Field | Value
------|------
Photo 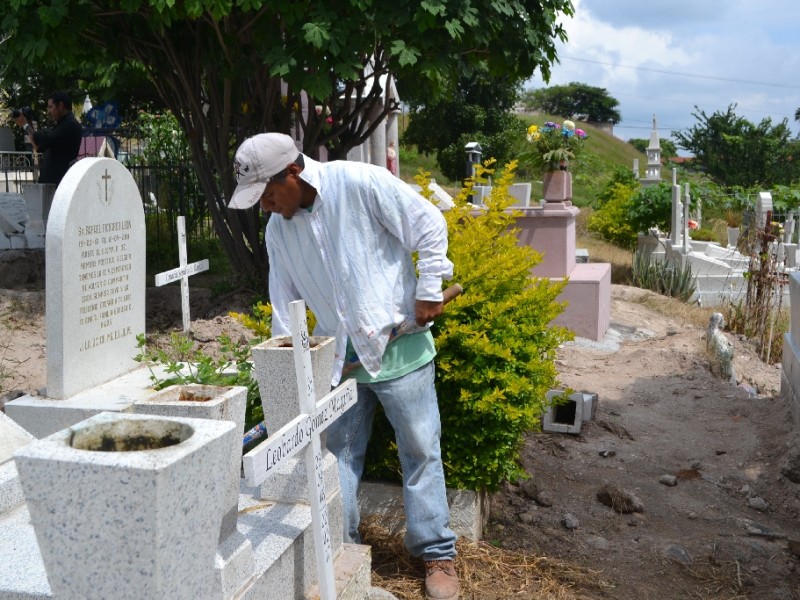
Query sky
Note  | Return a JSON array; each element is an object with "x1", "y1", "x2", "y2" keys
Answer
[{"x1": 525, "y1": 0, "x2": 800, "y2": 154}]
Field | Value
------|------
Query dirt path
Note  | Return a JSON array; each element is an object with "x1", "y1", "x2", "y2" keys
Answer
[
  {"x1": 2, "y1": 284, "x2": 799, "y2": 598},
  {"x1": 490, "y1": 285, "x2": 800, "y2": 599}
]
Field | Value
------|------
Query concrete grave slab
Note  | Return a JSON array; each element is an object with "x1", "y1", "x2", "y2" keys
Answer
[
  {"x1": 0, "y1": 193, "x2": 28, "y2": 234},
  {"x1": 0, "y1": 413, "x2": 34, "y2": 514}
]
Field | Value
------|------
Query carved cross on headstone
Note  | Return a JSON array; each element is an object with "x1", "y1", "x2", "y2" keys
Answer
[
  {"x1": 101, "y1": 169, "x2": 111, "y2": 202},
  {"x1": 154, "y1": 216, "x2": 209, "y2": 332},
  {"x1": 242, "y1": 300, "x2": 357, "y2": 600}
]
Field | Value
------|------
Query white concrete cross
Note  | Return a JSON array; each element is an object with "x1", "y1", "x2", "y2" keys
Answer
[
  {"x1": 242, "y1": 300, "x2": 357, "y2": 600},
  {"x1": 154, "y1": 216, "x2": 209, "y2": 332}
]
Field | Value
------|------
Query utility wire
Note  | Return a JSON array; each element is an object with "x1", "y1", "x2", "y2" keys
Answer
[{"x1": 560, "y1": 56, "x2": 800, "y2": 90}]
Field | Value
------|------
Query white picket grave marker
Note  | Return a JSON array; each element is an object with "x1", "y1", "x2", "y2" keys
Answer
[
  {"x1": 242, "y1": 300, "x2": 358, "y2": 600},
  {"x1": 154, "y1": 216, "x2": 209, "y2": 332}
]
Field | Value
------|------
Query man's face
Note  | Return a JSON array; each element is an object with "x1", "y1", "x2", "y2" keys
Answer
[
  {"x1": 47, "y1": 100, "x2": 67, "y2": 121},
  {"x1": 259, "y1": 167, "x2": 304, "y2": 220}
]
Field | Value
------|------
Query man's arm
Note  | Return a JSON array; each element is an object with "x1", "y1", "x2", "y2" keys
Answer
[
  {"x1": 266, "y1": 240, "x2": 302, "y2": 337},
  {"x1": 367, "y1": 170, "x2": 454, "y2": 304},
  {"x1": 32, "y1": 116, "x2": 81, "y2": 153}
]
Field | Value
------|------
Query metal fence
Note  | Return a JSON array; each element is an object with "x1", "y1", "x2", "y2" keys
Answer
[{"x1": 0, "y1": 149, "x2": 220, "y2": 276}]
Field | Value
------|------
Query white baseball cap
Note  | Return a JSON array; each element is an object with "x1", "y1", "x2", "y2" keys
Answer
[{"x1": 228, "y1": 133, "x2": 301, "y2": 209}]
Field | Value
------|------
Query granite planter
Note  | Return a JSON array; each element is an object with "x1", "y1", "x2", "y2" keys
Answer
[
  {"x1": 14, "y1": 412, "x2": 236, "y2": 600},
  {"x1": 251, "y1": 335, "x2": 336, "y2": 433},
  {"x1": 133, "y1": 384, "x2": 248, "y2": 542}
]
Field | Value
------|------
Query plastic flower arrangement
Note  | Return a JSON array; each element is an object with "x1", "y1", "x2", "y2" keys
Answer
[{"x1": 521, "y1": 120, "x2": 588, "y2": 171}]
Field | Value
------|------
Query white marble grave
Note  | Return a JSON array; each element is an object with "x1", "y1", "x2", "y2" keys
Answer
[
  {"x1": 5, "y1": 158, "x2": 154, "y2": 436},
  {"x1": 45, "y1": 158, "x2": 145, "y2": 398}
]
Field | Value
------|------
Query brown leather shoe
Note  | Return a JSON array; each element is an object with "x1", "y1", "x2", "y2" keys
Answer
[{"x1": 424, "y1": 559, "x2": 459, "y2": 600}]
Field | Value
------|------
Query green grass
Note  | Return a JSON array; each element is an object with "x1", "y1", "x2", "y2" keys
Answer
[{"x1": 398, "y1": 113, "x2": 649, "y2": 207}]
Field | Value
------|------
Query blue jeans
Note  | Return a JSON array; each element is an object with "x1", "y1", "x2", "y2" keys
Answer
[{"x1": 326, "y1": 360, "x2": 457, "y2": 560}]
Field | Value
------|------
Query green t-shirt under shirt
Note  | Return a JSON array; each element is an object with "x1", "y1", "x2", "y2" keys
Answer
[{"x1": 344, "y1": 330, "x2": 436, "y2": 383}]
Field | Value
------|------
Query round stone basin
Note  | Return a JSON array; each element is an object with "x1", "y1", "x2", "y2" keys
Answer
[{"x1": 70, "y1": 418, "x2": 194, "y2": 452}]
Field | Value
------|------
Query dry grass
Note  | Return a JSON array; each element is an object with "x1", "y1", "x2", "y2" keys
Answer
[
  {"x1": 362, "y1": 516, "x2": 611, "y2": 599},
  {"x1": 575, "y1": 209, "x2": 634, "y2": 285}
]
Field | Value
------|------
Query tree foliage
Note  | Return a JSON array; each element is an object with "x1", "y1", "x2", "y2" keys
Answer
[
  {"x1": 628, "y1": 137, "x2": 678, "y2": 158},
  {"x1": 2, "y1": 0, "x2": 575, "y2": 283},
  {"x1": 403, "y1": 63, "x2": 526, "y2": 181},
  {"x1": 520, "y1": 82, "x2": 621, "y2": 124},
  {"x1": 674, "y1": 104, "x2": 800, "y2": 188}
]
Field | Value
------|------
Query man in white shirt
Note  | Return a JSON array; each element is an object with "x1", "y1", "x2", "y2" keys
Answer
[{"x1": 229, "y1": 133, "x2": 459, "y2": 600}]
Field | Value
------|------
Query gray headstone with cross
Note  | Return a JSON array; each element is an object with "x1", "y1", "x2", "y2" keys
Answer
[
  {"x1": 154, "y1": 215, "x2": 209, "y2": 332},
  {"x1": 242, "y1": 300, "x2": 357, "y2": 600}
]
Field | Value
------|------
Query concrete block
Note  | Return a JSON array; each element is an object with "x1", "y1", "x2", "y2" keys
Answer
[
  {"x1": 357, "y1": 481, "x2": 488, "y2": 541},
  {"x1": 553, "y1": 262, "x2": 611, "y2": 341},
  {"x1": 575, "y1": 248, "x2": 589, "y2": 263},
  {"x1": 543, "y1": 390, "x2": 583, "y2": 434},
  {"x1": 579, "y1": 391, "x2": 598, "y2": 422}
]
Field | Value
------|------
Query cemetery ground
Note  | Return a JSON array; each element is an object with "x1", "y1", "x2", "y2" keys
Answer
[{"x1": 1, "y1": 280, "x2": 800, "y2": 599}]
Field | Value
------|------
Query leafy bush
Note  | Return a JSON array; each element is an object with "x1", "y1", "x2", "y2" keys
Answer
[
  {"x1": 631, "y1": 252, "x2": 696, "y2": 303},
  {"x1": 627, "y1": 182, "x2": 673, "y2": 235},
  {"x1": 134, "y1": 333, "x2": 263, "y2": 431},
  {"x1": 587, "y1": 183, "x2": 638, "y2": 249},
  {"x1": 689, "y1": 227, "x2": 717, "y2": 242},
  {"x1": 365, "y1": 161, "x2": 573, "y2": 491}
]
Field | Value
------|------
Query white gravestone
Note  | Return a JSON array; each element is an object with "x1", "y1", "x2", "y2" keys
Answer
[
  {"x1": 243, "y1": 300, "x2": 358, "y2": 600},
  {"x1": 154, "y1": 215, "x2": 209, "y2": 332},
  {"x1": 45, "y1": 158, "x2": 146, "y2": 399},
  {"x1": 756, "y1": 192, "x2": 773, "y2": 230}
]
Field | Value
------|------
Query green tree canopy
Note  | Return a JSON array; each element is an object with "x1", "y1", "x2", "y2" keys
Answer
[
  {"x1": 674, "y1": 104, "x2": 800, "y2": 188},
  {"x1": 628, "y1": 137, "x2": 678, "y2": 158},
  {"x1": 1, "y1": 0, "x2": 575, "y2": 283},
  {"x1": 520, "y1": 82, "x2": 621, "y2": 124},
  {"x1": 403, "y1": 62, "x2": 526, "y2": 181}
]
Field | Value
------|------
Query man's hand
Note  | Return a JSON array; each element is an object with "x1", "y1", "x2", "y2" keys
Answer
[{"x1": 415, "y1": 299, "x2": 443, "y2": 327}]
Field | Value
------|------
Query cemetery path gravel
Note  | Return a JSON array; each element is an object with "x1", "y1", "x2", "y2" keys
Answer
[{"x1": 2, "y1": 284, "x2": 799, "y2": 599}]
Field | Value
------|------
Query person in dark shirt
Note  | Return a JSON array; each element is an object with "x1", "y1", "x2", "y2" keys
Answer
[{"x1": 14, "y1": 91, "x2": 83, "y2": 185}]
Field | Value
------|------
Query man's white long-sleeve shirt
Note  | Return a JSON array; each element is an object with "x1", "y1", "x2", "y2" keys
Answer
[{"x1": 266, "y1": 156, "x2": 454, "y2": 384}]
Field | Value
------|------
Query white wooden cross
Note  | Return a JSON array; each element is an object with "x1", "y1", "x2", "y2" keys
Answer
[
  {"x1": 154, "y1": 216, "x2": 209, "y2": 332},
  {"x1": 242, "y1": 300, "x2": 357, "y2": 600}
]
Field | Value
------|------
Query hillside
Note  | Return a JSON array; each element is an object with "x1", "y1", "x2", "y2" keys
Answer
[{"x1": 400, "y1": 114, "x2": 648, "y2": 207}]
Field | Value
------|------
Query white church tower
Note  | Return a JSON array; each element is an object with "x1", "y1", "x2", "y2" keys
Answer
[{"x1": 640, "y1": 114, "x2": 662, "y2": 187}]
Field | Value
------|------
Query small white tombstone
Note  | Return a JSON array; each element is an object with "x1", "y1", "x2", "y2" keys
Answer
[
  {"x1": 154, "y1": 216, "x2": 209, "y2": 332},
  {"x1": 756, "y1": 192, "x2": 773, "y2": 230},
  {"x1": 45, "y1": 158, "x2": 146, "y2": 399}
]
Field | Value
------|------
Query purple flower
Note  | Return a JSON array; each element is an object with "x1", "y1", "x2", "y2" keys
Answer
[{"x1": 575, "y1": 129, "x2": 587, "y2": 139}]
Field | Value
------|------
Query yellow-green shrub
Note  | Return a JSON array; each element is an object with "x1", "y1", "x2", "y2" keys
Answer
[
  {"x1": 366, "y1": 161, "x2": 573, "y2": 491},
  {"x1": 587, "y1": 183, "x2": 638, "y2": 249}
]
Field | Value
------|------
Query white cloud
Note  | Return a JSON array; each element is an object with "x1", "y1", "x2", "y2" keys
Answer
[{"x1": 526, "y1": 0, "x2": 800, "y2": 150}]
